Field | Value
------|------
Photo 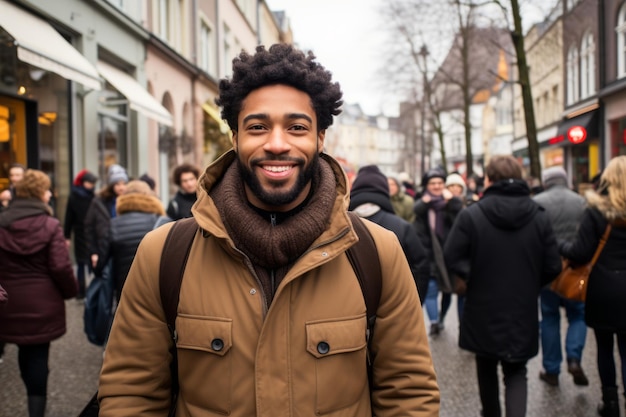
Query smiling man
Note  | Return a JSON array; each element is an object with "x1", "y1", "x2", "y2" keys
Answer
[{"x1": 98, "y1": 44, "x2": 439, "y2": 417}]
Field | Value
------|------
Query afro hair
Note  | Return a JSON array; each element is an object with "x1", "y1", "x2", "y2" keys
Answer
[{"x1": 215, "y1": 43, "x2": 343, "y2": 132}]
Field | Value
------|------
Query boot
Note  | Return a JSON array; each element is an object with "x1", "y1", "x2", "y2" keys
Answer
[
  {"x1": 27, "y1": 395, "x2": 46, "y2": 417},
  {"x1": 598, "y1": 387, "x2": 620, "y2": 417}
]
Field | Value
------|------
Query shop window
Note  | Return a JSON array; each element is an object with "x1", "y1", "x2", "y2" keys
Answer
[
  {"x1": 617, "y1": 3, "x2": 626, "y2": 78},
  {"x1": 580, "y1": 32, "x2": 596, "y2": 99},
  {"x1": 98, "y1": 83, "x2": 128, "y2": 179},
  {"x1": 566, "y1": 45, "x2": 579, "y2": 105}
]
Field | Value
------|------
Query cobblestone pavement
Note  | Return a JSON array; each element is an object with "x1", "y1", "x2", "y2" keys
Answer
[
  {"x1": 0, "y1": 294, "x2": 621, "y2": 416},
  {"x1": 429, "y1": 297, "x2": 617, "y2": 417}
]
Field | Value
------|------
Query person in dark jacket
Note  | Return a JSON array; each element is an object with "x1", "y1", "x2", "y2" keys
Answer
[
  {"x1": 349, "y1": 165, "x2": 430, "y2": 303},
  {"x1": 64, "y1": 169, "x2": 98, "y2": 299},
  {"x1": 444, "y1": 155, "x2": 562, "y2": 417},
  {"x1": 0, "y1": 169, "x2": 78, "y2": 417},
  {"x1": 413, "y1": 169, "x2": 463, "y2": 335},
  {"x1": 84, "y1": 164, "x2": 128, "y2": 275},
  {"x1": 560, "y1": 155, "x2": 626, "y2": 417},
  {"x1": 533, "y1": 166, "x2": 589, "y2": 387},
  {"x1": 105, "y1": 180, "x2": 165, "y2": 301},
  {"x1": 0, "y1": 162, "x2": 26, "y2": 212},
  {"x1": 166, "y1": 163, "x2": 200, "y2": 220}
]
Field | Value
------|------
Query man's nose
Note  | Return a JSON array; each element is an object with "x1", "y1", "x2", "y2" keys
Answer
[{"x1": 264, "y1": 128, "x2": 291, "y2": 153}]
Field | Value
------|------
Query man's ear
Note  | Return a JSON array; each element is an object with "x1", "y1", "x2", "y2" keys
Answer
[
  {"x1": 232, "y1": 131, "x2": 238, "y2": 153},
  {"x1": 318, "y1": 129, "x2": 326, "y2": 154}
]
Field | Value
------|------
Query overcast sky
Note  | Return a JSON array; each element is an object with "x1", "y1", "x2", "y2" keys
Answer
[{"x1": 265, "y1": 1, "x2": 559, "y2": 118}]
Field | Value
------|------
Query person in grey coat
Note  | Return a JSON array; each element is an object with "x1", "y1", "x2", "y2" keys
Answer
[
  {"x1": 104, "y1": 180, "x2": 165, "y2": 301},
  {"x1": 533, "y1": 166, "x2": 589, "y2": 387},
  {"x1": 444, "y1": 156, "x2": 562, "y2": 417}
]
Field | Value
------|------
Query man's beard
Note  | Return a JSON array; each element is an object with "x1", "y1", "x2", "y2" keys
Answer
[{"x1": 238, "y1": 153, "x2": 319, "y2": 208}]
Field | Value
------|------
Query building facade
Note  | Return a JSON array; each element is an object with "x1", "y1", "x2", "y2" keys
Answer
[{"x1": 0, "y1": 0, "x2": 291, "y2": 220}]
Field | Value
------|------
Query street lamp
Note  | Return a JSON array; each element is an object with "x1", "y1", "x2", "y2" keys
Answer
[{"x1": 418, "y1": 44, "x2": 429, "y2": 178}]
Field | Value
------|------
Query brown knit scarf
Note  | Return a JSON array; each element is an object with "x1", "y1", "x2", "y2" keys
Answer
[{"x1": 210, "y1": 157, "x2": 336, "y2": 277}]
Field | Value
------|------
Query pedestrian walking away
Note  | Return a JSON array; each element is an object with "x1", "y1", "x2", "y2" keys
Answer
[
  {"x1": 350, "y1": 165, "x2": 430, "y2": 303},
  {"x1": 533, "y1": 166, "x2": 589, "y2": 388},
  {"x1": 560, "y1": 155, "x2": 626, "y2": 417},
  {"x1": 97, "y1": 43, "x2": 440, "y2": 416},
  {"x1": 444, "y1": 155, "x2": 562, "y2": 417},
  {"x1": 0, "y1": 169, "x2": 78, "y2": 417}
]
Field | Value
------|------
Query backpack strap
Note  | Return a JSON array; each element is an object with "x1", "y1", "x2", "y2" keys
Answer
[
  {"x1": 345, "y1": 211, "x2": 382, "y2": 388},
  {"x1": 159, "y1": 217, "x2": 198, "y2": 416}
]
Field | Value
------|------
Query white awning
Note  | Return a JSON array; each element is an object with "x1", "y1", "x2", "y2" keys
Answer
[
  {"x1": 0, "y1": 0, "x2": 101, "y2": 90},
  {"x1": 97, "y1": 61, "x2": 173, "y2": 127}
]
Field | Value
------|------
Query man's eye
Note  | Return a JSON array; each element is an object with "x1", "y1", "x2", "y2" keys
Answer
[
  {"x1": 290, "y1": 125, "x2": 307, "y2": 131},
  {"x1": 249, "y1": 124, "x2": 265, "y2": 130}
]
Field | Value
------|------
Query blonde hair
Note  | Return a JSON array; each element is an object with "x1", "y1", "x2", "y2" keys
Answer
[
  {"x1": 15, "y1": 169, "x2": 51, "y2": 199},
  {"x1": 598, "y1": 155, "x2": 626, "y2": 213}
]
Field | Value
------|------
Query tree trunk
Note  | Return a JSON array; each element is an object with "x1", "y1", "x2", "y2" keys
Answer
[{"x1": 510, "y1": 0, "x2": 541, "y2": 180}]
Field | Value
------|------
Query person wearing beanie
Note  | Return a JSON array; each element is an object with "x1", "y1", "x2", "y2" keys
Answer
[
  {"x1": 445, "y1": 173, "x2": 467, "y2": 198},
  {"x1": 414, "y1": 168, "x2": 463, "y2": 336},
  {"x1": 103, "y1": 180, "x2": 165, "y2": 301},
  {"x1": 0, "y1": 169, "x2": 77, "y2": 417},
  {"x1": 84, "y1": 164, "x2": 128, "y2": 278},
  {"x1": 350, "y1": 165, "x2": 429, "y2": 303},
  {"x1": 533, "y1": 166, "x2": 589, "y2": 388},
  {"x1": 64, "y1": 169, "x2": 99, "y2": 299},
  {"x1": 388, "y1": 176, "x2": 416, "y2": 223}
]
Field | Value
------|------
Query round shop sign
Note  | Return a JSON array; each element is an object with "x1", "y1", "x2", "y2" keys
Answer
[{"x1": 567, "y1": 126, "x2": 587, "y2": 144}]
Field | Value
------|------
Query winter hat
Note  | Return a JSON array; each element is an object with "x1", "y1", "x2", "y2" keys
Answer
[
  {"x1": 445, "y1": 173, "x2": 466, "y2": 194},
  {"x1": 421, "y1": 169, "x2": 446, "y2": 188},
  {"x1": 349, "y1": 165, "x2": 396, "y2": 214},
  {"x1": 82, "y1": 171, "x2": 98, "y2": 185},
  {"x1": 139, "y1": 173, "x2": 156, "y2": 190},
  {"x1": 542, "y1": 166, "x2": 568, "y2": 188},
  {"x1": 107, "y1": 164, "x2": 129, "y2": 186},
  {"x1": 73, "y1": 169, "x2": 87, "y2": 186},
  {"x1": 350, "y1": 165, "x2": 390, "y2": 197}
]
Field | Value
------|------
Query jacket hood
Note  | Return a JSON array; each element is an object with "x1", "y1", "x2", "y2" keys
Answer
[
  {"x1": 585, "y1": 189, "x2": 626, "y2": 222},
  {"x1": 478, "y1": 179, "x2": 539, "y2": 230},
  {"x1": 116, "y1": 193, "x2": 165, "y2": 216},
  {"x1": 349, "y1": 190, "x2": 395, "y2": 214},
  {"x1": 0, "y1": 199, "x2": 56, "y2": 254}
]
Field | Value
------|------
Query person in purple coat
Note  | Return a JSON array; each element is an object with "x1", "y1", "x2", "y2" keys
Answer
[{"x1": 0, "y1": 169, "x2": 78, "y2": 417}]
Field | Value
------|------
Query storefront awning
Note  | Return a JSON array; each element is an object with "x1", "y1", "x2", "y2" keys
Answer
[
  {"x1": 97, "y1": 61, "x2": 173, "y2": 127},
  {"x1": 0, "y1": 0, "x2": 101, "y2": 91},
  {"x1": 556, "y1": 110, "x2": 599, "y2": 142},
  {"x1": 202, "y1": 103, "x2": 230, "y2": 134}
]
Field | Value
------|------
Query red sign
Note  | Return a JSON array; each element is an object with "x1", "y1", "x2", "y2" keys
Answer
[
  {"x1": 567, "y1": 126, "x2": 587, "y2": 144},
  {"x1": 548, "y1": 135, "x2": 565, "y2": 145}
]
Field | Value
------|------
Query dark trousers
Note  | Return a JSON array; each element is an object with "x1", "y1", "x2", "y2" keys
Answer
[
  {"x1": 18, "y1": 343, "x2": 50, "y2": 396},
  {"x1": 594, "y1": 329, "x2": 626, "y2": 391},
  {"x1": 475, "y1": 355, "x2": 528, "y2": 417}
]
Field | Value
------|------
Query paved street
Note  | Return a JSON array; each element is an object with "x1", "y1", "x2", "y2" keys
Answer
[{"x1": 0, "y1": 294, "x2": 619, "y2": 416}]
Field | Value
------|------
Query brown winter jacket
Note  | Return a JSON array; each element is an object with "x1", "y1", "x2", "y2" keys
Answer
[
  {"x1": 0, "y1": 198, "x2": 77, "y2": 344},
  {"x1": 98, "y1": 151, "x2": 439, "y2": 416}
]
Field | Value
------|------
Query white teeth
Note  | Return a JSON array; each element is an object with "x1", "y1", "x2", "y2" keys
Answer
[{"x1": 263, "y1": 166, "x2": 290, "y2": 173}]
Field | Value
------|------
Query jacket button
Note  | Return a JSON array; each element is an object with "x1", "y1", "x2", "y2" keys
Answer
[
  {"x1": 211, "y1": 338, "x2": 224, "y2": 352},
  {"x1": 317, "y1": 341, "x2": 330, "y2": 354}
]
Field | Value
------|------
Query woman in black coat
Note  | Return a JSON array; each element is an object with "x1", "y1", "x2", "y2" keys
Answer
[
  {"x1": 560, "y1": 155, "x2": 626, "y2": 417},
  {"x1": 413, "y1": 169, "x2": 463, "y2": 335},
  {"x1": 63, "y1": 170, "x2": 98, "y2": 298},
  {"x1": 444, "y1": 156, "x2": 562, "y2": 417}
]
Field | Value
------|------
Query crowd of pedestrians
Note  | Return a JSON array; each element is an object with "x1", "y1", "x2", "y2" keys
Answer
[{"x1": 0, "y1": 43, "x2": 625, "y2": 417}]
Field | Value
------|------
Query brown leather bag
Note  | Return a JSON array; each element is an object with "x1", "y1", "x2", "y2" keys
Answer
[{"x1": 551, "y1": 224, "x2": 612, "y2": 302}]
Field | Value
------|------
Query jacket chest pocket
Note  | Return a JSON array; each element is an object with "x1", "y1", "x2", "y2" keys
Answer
[
  {"x1": 305, "y1": 315, "x2": 368, "y2": 414},
  {"x1": 176, "y1": 315, "x2": 233, "y2": 414}
]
